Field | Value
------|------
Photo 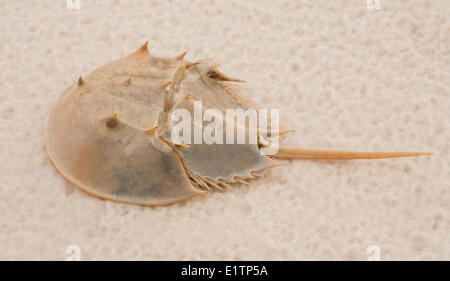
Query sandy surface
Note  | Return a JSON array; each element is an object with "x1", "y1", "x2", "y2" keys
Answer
[{"x1": 0, "y1": 0, "x2": 448, "y2": 260}]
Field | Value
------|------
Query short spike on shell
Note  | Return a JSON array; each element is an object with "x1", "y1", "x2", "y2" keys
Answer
[
  {"x1": 145, "y1": 126, "x2": 159, "y2": 136},
  {"x1": 77, "y1": 76, "x2": 84, "y2": 87},
  {"x1": 161, "y1": 81, "x2": 171, "y2": 89},
  {"x1": 130, "y1": 41, "x2": 149, "y2": 57},
  {"x1": 176, "y1": 51, "x2": 187, "y2": 61},
  {"x1": 207, "y1": 68, "x2": 246, "y2": 83}
]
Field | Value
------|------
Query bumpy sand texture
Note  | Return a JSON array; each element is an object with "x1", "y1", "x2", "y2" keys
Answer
[{"x1": 0, "y1": 0, "x2": 448, "y2": 260}]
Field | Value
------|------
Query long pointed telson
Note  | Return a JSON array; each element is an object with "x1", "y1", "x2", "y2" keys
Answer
[{"x1": 272, "y1": 146, "x2": 433, "y2": 160}]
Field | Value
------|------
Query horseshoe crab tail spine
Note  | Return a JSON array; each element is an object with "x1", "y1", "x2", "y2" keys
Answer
[{"x1": 272, "y1": 146, "x2": 433, "y2": 160}]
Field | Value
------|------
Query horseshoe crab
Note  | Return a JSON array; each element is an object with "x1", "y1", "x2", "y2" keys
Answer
[{"x1": 45, "y1": 42, "x2": 432, "y2": 206}]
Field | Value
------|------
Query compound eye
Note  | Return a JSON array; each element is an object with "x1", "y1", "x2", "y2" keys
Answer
[
  {"x1": 105, "y1": 113, "x2": 119, "y2": 129},
  {"x1": 105, "y1": 118, "x2": 118, "y2": 129}
]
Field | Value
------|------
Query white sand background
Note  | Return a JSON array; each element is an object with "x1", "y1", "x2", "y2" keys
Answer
[{"x1": 0, "y1": 0, "x2": 448, "y2": 260}]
